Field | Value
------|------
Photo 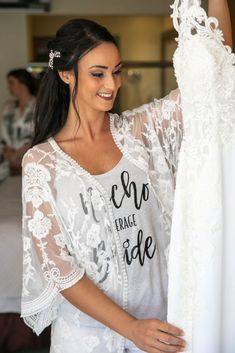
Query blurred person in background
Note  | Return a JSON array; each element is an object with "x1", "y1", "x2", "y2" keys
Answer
[{"x1": 1, "y1": 68, "x2": 36, "y2": 175}]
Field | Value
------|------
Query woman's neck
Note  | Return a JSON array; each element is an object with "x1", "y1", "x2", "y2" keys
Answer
[
  {"x1": 55, "y1": 103, "x2": 109, "y2": 143},
  {"x1": 18, "y1": 91, "x2": 33, "y2": 113}
]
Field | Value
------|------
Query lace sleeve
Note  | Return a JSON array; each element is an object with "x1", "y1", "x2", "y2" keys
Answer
[
  {"x1": 121, "y1": 89, "x2": 183, "y2": 182},
  {"x1": 150, "y1": 88, "x2": 183, "y2": 179},
  {"x1": 21, "y1": 148, "x2": 84, "y2": 335}
]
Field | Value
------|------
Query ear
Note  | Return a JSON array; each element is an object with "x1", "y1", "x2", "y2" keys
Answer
[{"x1": 58, "y1": 70, "x2": 74, "y2": 85}]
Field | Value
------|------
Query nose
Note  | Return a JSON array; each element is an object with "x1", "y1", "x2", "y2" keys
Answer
[{"x1": 104, "y1": 74, "x2": 116, "y2": 91}]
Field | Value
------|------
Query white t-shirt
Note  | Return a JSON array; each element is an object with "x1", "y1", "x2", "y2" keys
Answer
[{"x1": 95, "y1": 155, "x2": 169, "y2": 321}]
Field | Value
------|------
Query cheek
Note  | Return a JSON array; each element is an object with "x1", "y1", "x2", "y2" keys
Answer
[
  {"x1": 14, "y1": 83, "x2": 21, "y2": 93},
  {"x1": 78, "y1": 76, "x2": 100, "y2": 97},
  {"x1": 116, "y1": 77, "x2": 122, "y2": 90},
  {"x1": 9, "y1": 85, "x2": 17, "y2": 95}
]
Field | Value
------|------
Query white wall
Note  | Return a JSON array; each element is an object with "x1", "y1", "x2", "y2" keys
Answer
[{"x1": 0, "y1": 14, "x2": 28, "y2": 122}]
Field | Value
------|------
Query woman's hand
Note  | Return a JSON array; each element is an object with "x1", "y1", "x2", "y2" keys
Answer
[
  {"x1": 3, "y1": 143, "x2": 30, "y2": 171},
  {"x1": 62, "y1": 276, "x2": 186, "y2": 353},
  {"x1": 128, "y1": 319, "x2": 186, "y2": 353},
  {"x1": 208, "y1": 0, "x2": 233, "y2": 48},
  {"x1": 3, "y1": 145, "x2": 14, "y2": 159},
  {"x1": 3, "y1": 145, "x2": 18, "y2": 166}
]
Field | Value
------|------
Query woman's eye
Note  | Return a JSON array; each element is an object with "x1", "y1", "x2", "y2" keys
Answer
[
  {"x1": 91, "y1": 72, "x2": 104, "y2": 78},
  {"x1": 113, "y1": 69, "x2": 122, "y2": 76}
]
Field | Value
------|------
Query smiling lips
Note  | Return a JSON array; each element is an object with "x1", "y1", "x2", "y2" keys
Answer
[{"x1": 97, "y1": 92, "x2": 114, "y2": 101}]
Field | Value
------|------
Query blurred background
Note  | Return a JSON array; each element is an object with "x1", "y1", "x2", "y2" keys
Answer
[
  {"x1": 0, "y1": 0, "x2": 212, "y2": 117},
  {"x1": 0, "y1": 0, "x2": 234, "y2": 352}
]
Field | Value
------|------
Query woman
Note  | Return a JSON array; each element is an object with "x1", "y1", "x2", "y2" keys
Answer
[
  {"x1": 1, "y1": 69, "x2": 36, "y2": 174},
  {"x1": 21, "y1": 1, "x2": 232, "y2": 352}
]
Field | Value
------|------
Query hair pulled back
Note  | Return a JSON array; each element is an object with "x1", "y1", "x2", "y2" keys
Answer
[
  {"x1": 7, "y1": 68, "x2": 36, "y2": 95},
  {"x1": 32, "y1": 19, "x2": 117, "y2": 146}
]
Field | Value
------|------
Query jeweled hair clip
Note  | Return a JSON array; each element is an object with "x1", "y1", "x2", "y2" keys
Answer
[{"x1": 48, "y1": 49, "x2": 61, "y2": 70}]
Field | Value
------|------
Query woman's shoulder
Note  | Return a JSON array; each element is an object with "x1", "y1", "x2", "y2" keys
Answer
[
  {"x1": 27, "y1": 96, "x2": 36, "y2": 110},
  {"x1": 112, "y1": 89, "x2": 181, "y2": 133},
  {"x1": 2, "y1": 99, "x2": 17, "y2": 116},
  {"x1": 119, "y1": 88, "x2": 181, "y2": 119},
  {"x1": 120, "y1": 102, "x2": 151, "y2": 119},
  {"x1": 22, "y1": 139, "x2": 56, "y2": 168}
]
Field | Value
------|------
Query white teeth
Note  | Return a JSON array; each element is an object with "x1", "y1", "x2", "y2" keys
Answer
[{"x1": 98, "y1": 92, "x2": 112, "y2": 98}]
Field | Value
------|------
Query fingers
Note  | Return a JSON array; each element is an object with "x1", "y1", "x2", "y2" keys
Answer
[
  {"x1": 147, "y1": 337, "x2": 185, "y2": 353},
  {"x1": 158, "y1": 321, "x2": 184, "y2": 337},
  {"x1": 157, "y1": 330, "x2": 186, "y2": 347},
  {"x1": 149, "y1": 321, "x2": 186, "y2": 353},
  {"x1": 130, "y1": 319, "x2": 186, "y2": 353},
  {"x1": 147, "y1": 343, "x2": 184, "y2": 353},
  {"x1": 155, "y1": 340, "x2": 184, "y2": 353}
]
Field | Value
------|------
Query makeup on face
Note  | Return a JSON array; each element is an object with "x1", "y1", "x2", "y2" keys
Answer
[
  {"x1": 89, "y1": 62, "x2": 122, "y2": 100},
  {"x1": 76, "y1": 42, "x2": 122, "y2": 112}
]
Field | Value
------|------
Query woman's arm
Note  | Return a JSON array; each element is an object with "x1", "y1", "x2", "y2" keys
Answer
[
  {"x1": 208, "y1": 0, "x2": 233, "y2": 48},
  {"x1": 3, "y1": 142, "x2": 31, "y2": 173},
  {"x1": 62, "y1": 275, "x2": 186, "y2": 353}
]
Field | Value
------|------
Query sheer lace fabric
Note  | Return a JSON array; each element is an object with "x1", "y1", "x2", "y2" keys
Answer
[
  {"x1": 168, "y1": 1, "x2": 235, "y2": 353},
  {"x1": 21, "y1": 90, "x2": 183, "y2": 352}
]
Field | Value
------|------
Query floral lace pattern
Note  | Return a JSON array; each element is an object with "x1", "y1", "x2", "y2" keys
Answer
[
  {"x1": 168, "y1": 1, "x2": 235, "y2": 353},
  {"x1": 21, "y1": 88, "x2": 183, "y2": 352},
  {"x1": 171, "y1": 0, "x2": 235, "y2": 61},
  {"x1": 112, "y1": 89, "x2": 183, "y2": 244}
]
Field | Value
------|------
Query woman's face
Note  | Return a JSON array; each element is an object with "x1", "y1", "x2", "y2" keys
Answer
[
  {"x1": 74, "y1": 42, "x2": 122, "y2": 113},
  {"x1": 7, "y1": 76, "x2": 23, "y2": 97}
]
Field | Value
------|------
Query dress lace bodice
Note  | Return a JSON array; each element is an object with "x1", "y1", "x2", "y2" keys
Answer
[{"x1": 168, "y1": 1, "x2": 235, "y2": 353}]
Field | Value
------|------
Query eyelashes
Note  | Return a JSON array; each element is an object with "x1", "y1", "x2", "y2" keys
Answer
[
  {"x1": 91, "y1": 73, "x2": 104, "y2": 78},
  {"x1": 90, "y1": 70, "x2": 122, "y2": 78},
  {"x1": 113, "y1": 69, "x2": 122, "y2": 76}
]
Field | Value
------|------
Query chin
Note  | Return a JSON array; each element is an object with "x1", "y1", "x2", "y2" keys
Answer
[{"x1": 98, "y1": 102, "x2": 115, "y2": 112}]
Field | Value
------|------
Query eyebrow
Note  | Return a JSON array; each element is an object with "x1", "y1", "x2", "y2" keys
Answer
[{"x1": 88, "y1": 62, "x2": 122, "y2": 70}]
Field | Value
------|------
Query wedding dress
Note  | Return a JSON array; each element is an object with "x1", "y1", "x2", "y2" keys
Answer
[{"x1": 168, "y1": 1, "x2": 235, "y2": 352}]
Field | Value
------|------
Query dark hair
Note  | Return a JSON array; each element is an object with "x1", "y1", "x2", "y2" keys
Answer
[
  {"x1": 7, "y1": 69, "x2": 36, "y2": 95},
  {"x1": 32, "y1": 18, "x2": 118, "y2": 146}
]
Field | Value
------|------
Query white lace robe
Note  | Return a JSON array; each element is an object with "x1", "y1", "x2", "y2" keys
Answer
[
  {"x1": 167, "y1": 1, "x2": 235, "y2": 353},
  {"x1": 21, "y1": 90, "x2": 183, "y2": 353}
]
